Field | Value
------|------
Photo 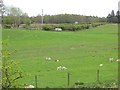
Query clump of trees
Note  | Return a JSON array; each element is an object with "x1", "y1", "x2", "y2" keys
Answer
[
  {"x1": 3, "y1": 6, "x2": 31, "y2": 29},
  {"x1": 107, "y1": 10, "x2": 120, "y2": 23}
]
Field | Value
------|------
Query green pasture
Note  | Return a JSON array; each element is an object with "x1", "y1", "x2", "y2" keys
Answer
[{"x1": 2, "y1": 24, "x2": 118, "y2": 88}]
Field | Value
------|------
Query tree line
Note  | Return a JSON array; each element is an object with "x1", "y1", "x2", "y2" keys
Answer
[
  {"x1": 31, "y1": 14, "x2": 107, "y2": 24},
  {"x1": 3, "y1": 6, "x2": 107, "y2": 26},
  {"x1": 1, "y1": 0, "x2": 119, "y2": 29}
]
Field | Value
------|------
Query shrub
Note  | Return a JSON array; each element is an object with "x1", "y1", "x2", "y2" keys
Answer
[
  {"x1": 42, "y1": 24, "x2": 55, "y2": 31},
  {"x1": 4, "y1": 24, "x2": 11, "y2": 29},
  {"x1": 2, "y1": 43, "x2": 24, "y2": 89},
  {"x1": 41, "y1": 23, "x2": 105, "y2": 31}
]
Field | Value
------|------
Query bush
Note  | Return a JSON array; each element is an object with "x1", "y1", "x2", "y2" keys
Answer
[
  {"x1": 41, "y1": 23, "x2": 105, "y2": 31},
  {"x1": 42, "y1": 24, "x2": 55, "y2": 31},
  {"x1": 4, "y1": 24, "x2": 11, "y2": 29},
  {"x1": 59, "y1": 24, "x2": 82, "y2": 31}
]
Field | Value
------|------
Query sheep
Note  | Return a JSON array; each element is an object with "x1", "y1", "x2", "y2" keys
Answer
[
  {"x1": 116, "y1": 59, "x2": 120, "y2": 62},
  {"x1": 99, "y1": 64, "x2": 103, "y2": 67},
  {"x1": 47, "y1": 57, "x2": 51, "y2": 60},
  {"x1": 109, "y1": 58, "x2": 114, "y2": 62},
  {"x1": 57, "y1": 66, "x2": 62, "y2": 70},
  {"x1": 62, "y1": 66, "x2": 67, "y2": 70},
  {"x1": 54, "y1": 28, "x2": 62, "y2": 32},
  {"x1": 24, "y1": 84, "x2": 35, "y2": 88},
  {"x1": 55, "y1": 59, "x2": 59, "y2": 62},
  {"x1": 57, "y1": 66, "x2": 67, "y2": 70},
  {"x1": 46, "y1": 57, "x2": 52, "y2": 60}
]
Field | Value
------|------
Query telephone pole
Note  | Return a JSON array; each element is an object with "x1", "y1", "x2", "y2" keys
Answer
[{"x1": 41, "y1": 9, "x2": 44, "y2": 25}]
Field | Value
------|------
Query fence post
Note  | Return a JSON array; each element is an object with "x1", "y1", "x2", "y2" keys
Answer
[
  {"x1": 67, "y1": 72, "x2": 70, "y2": 88},
  {"x1": 35, "y1": 75, "x2": 38, "y2": 88},
  {"x1": 97, "y1": 69, "x2": 100, "y2": 83}
]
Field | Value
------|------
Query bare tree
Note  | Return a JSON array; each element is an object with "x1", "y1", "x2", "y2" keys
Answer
[{"x1": 9, "y1": 7, "x2": 23, "y2": 27}]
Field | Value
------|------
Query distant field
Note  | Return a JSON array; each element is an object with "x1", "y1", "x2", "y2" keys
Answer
[{"x1": 2, "y1": 24, "x2": 118, "y2": 88}]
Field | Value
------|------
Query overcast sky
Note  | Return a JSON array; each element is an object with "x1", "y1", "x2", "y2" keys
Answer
[{"x1": 3, "y1": 0, "x2": 119, "y2": 17}]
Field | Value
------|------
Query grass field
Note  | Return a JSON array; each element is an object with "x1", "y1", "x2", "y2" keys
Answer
[{"x1": 2, "y1": 24, "x2": 118, "y2": 88}]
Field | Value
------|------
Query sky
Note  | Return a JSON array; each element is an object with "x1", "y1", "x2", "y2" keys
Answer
[{"x1": 3, "y1": 0, "x2": 120, "y2": 17}]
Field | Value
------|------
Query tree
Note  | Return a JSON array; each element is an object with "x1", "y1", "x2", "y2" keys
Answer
[
  {"x1": 116, "y1": 11, "x2": 120, "y2": 17},
  {"x1": 0, "y1": 0, "x2": 5, "y2": 28},
  {"x1": 107, "y1": 14, "x2": 112, "y2": 23},
  {"x1": 111, "y1": 10, "x2": 115, "y2": 17},
  {"x1": 107, "y1": 10, "x2": 118, "y2": 23},
  {"x1": 2, "y1": 43, "x2": 24, "y2": 89},
  {"x1": 3, "y1": 6, "x2": 30, "y2": 28},
  {"x1": 9, "y1": 7, "x2": 23, "y2": 27},
  {"x1": 26, "y1": 19, "x2": 31, "y2": 25}
]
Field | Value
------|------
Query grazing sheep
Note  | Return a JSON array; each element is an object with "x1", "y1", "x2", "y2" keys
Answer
[
  {"x1": 24, "y1": 84, "x2": 35, "y2": 88},
  {"x1": 54, "y1": 28, "x2": 62, "y2": 32},
  {"x1": 48, "y1": 57, "x2": 51, "y2": 60},
  {"x1": 99, "y1": 64, "x2": 103, "y2": 67},
  {"x1": 46, "y1": 57, "x2": 52, "y2": 60},
  {"x1": 57, "y1": 66, "x2": 62, "y2": 70},
  {"x1": 62, "y1": 66, "x2": 67, "y2": 70},
  {"x1": 109, "y1": 58, "x2": 114, "y2": 62},
  {"x1": 55, "y1": 59, "x2": 59, "y2": 62},
  {"x1": 116, "y1": 59, "x2": 120, "y2": 62},
  {"x1": 57, "y1": 66, "x2": 67, "y2": 70}
]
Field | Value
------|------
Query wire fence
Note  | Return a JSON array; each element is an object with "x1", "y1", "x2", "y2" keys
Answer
[{"x1": 21, "y1": 69, "x2": 118, "y2": 88}]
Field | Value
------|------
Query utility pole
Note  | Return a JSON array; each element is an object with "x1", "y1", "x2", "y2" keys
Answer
[{"x1": 41, "y1": 9, "x2": 44, "y2": 25}]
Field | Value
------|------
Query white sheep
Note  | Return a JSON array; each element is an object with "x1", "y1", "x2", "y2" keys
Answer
[
  {"x1": 55, "y1": 28, "x2": 62, "y2": 32},
  {"x1": 46, "y1": 57, "x2": 52, "y2": 60},
  {"x1": 116, "y1": 59, "x2": 120, "y2": 62},
  {"x1": 99, "y1": 64, "x2": 103, "y2": 67},
  {"x1": 57, "y1": 66, "x2": 62, "y2": 70},
  {"x1": 48, "y1": 57, "x2": 51, "y2": 60},
  {"x1": 24, "y1": 84, "x2": 35, "y2": 88},
  {"x1": 109, "y1": 58, "x2": 114, "y2": 62},
  {"x1": 57, "y1": 66, "x2": 67, "y2": 70},
  {"x1": 55, "y1": 59, "x2": 59, "y2": 62},
  {"x1": 62, "y1": 66, "x2": 67, "y2": 70}
]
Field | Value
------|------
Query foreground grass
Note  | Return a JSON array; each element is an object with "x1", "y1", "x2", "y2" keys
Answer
[{"x1": 2, "y1": 24, "x2": 118, "y2": 88}]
